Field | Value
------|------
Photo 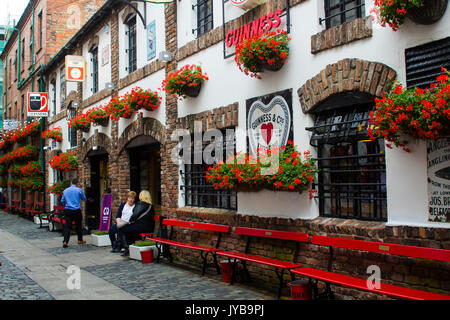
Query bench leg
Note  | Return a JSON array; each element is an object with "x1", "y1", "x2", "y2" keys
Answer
[
  {"x1": 201, "y1": 251, "x2": 208, "y2": 276},
  {"x1": 229, "y1": 257, "x2": 238, "y2": 285},
  {"x1": 242, "y1": 261, "x2": 251, "y2": 283},
  {"x1": 275, "y1": 268, "x2": 285, "y2": 300},
  {"x1": 156, "y1": 243, "x2": 162, "y2": 263},
  {"x1": 213, "y1": 253, "x2": 221, "y2": 275}
]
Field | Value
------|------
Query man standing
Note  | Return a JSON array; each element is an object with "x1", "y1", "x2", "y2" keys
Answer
[{"x1": 61, "y1": 178, "x2": 87, "y2": 248}]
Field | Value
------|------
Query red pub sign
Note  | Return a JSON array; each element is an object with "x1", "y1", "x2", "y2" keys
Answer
[{"x1": 225, "y1": 9, "x2": 284, "y2": 48}]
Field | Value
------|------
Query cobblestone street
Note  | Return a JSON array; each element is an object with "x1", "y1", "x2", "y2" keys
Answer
[{"x1": 0, "y1": 211, "x2": 273, "y2": 300}]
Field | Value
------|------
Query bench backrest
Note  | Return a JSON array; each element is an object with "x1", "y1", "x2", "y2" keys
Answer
[
  {"x1": 312, "y1": 235, "x2": 450, "y2": 262},
  {"x1": 236, "y1": 227, "x2": 309, "y2": 242},
  {"x1": 163, "y1": 219, "x2": 230, "y2": 233}
]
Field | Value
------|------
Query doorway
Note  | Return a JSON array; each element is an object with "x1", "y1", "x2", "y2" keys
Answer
[
  {"x1": 87, "y1": 150, "x2": 109, "y2": 230},
  {"x1": 127, "y1": 136, "x2": 161, "y2": 215}
]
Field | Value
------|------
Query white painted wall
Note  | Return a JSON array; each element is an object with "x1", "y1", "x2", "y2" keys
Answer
[
  {"x1": 175, "y1": 1, "x2": 450, "y2": 227},
  {"x1": 82, "y1": 22, "x2": 112, "y2": 100},
  {"x1": 118, "y1": 2, "x2": 166, "y2": 80}
]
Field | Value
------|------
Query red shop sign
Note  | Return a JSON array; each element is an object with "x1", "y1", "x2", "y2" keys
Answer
[{"x1": 225, "y1": 9, "x2": 284, "y2": 48}]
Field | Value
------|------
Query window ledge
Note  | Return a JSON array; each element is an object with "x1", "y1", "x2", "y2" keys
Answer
[
  {"x1": 176, "y1": 206, "x2": 237, "y2": 217},
  {"x1": 311, "y1": 16, "x2": 372, "y2": 54}
]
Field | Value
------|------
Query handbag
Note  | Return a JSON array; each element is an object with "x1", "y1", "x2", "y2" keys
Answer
[{"x1": 116, "y1": 220, "x2": 129, "y2": 229}]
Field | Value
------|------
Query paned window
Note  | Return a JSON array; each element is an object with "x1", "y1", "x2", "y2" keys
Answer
[
  {"x1": 126, "y1": 15, "x2": 137, "y2": 74},
  {"x1": 195, "y1": 0, "x2": 213, "y2": 37},
  {"x1": 323, "y1": 0, "x2": 365, "y2": 29}
]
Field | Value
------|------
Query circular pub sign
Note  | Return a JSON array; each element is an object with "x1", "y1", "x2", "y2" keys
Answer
[{"x1": 247, "y1": 95, "x2": 291, "y2": 155}]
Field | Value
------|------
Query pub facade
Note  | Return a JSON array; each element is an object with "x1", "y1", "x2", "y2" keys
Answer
[{"x1": 39, "y1": 0, "x2": 450, "y2": 298}]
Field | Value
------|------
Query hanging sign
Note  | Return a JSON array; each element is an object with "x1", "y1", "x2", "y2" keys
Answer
[
  {"x1": 98, "y1": 193, "x2": 112, "y2": 231},
  {"x1": 147, "y1": 20, "x2": 156, "y2": 61},
  {"x1": 427, "y1": 137, "x2": 450, "y2": 223},
  {"x1": 27, "y1": 92, "x2": 48, "y2": 117},
  {"x1": 3, "y1": 120, "x2": 20, "y2": 131},
  {"x1": 65, "y1": 55, "x2": 85, "y2": 82},
  {"x1": 247, "y1": 89, "x2": 293, "y2": 155}
]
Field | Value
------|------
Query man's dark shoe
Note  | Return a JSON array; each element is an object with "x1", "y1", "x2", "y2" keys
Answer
[
  {"x1": 120, "y1": 248, "x2": 129, "y2": 257},
  {"x1": 111, "y1": 247, "x2": 121, "y2": 253},
  {"x1": 63, "y1": 241, "x2": 68, "y2": 248}
]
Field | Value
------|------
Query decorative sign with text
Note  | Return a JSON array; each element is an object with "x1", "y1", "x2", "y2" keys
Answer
[
  {"x1": 223, "y1": 7, "x2": 288, "y2": 58},
  {"x1": 147, "y1": 20, "x2": 156, "y2": 61},
  {"x1": 27, "y1": 92, "x2": 48, "y2": 117},
  {"x1": 427, "y1": 137, "x2": 450, "y2": 223},
  {"x1": 99, "y1": 193, "x2": 112, "y2": 231},
  {"x1": 247, "y1": 89, "x2": 293, "y2": 155}
]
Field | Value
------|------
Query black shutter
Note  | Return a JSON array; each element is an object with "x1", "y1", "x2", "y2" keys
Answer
[{"x1": 405, "y1": 36, "x2": 450, "y2": 89}]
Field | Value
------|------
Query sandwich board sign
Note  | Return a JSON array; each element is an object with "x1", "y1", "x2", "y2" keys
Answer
[{"x1": 27, "y1": 92, "x2": 48, "y2": 117}]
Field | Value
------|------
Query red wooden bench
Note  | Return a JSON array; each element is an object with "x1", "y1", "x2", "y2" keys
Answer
[
  {"x1": 48, "y1": 206, "x2": 74, "y2": 231},
  {"x1": 150, "y1": 218, "x2": 230, "y2": 276},
  {"x1": 217, "y1": 227, "x2": 309, "y2": 299},
  {"x1": 290, "y1": 235, "x2": 450, "y2": 300},
  {"x1": 27, "y1": 202, "x2": 48, "y2": 228}
]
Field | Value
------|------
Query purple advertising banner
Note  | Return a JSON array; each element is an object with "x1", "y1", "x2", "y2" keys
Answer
[{"x1": 99, "y1": 194, "x2": 112, "y2": 232}]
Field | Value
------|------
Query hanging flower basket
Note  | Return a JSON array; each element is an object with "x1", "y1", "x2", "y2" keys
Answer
[
  {"x1": 49, "y1": 180, "x2": 70, "y2": 197},
  {"x1": 235, "y1": 29, "x2": 290, "y2": 79},
  {"x1": 407, "y1": 0, "x2": 448, "y2": 25},
  {"x1": 371, "y1": 0, "x2": 447, "y2": 31},
  {"x1": 0, "y1": 145, "x2": 39, "y2": 165},
  {"x1": 69, "y1": 113, "x2": 92, "y2": 132},
  {"x1": 9, "y1": 121, "x2": 40, "y2": 144},
  {"x1": 369, "y1": 67, "x2": 450, "y2": 152},
  {"x1": 87, "y1": 105, "x2": 110, "y2": 127},
  {"x1": 20, "y1": 161, "x2": 42, "y2": 177},
  {"x1": 42, "y1": 127, "x2": 63, "y2": 142},
  {"x1": 125, "y1": 87, "x2": 161, "y2": 112},
  {"x1": 181, "y1": 82, "x2": 202, "y2": 98},
  {"x1": 161, "y1": 64, "x2": 208, "y2": 98},
  {"x1": 206, "y1": 142, "x2": 318, "y2": 197},
  {"x1": 108, "y1": 95, "x2": 136, "y2": 120},
  {"x1": 50, "y1": 151, "x2": 78, "y2": 171},
  {"x1": 16, "y1": 177, "x2": 43, "y2": 191}
]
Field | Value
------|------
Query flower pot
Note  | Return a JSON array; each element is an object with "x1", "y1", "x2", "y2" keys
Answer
[
  {"x1": 94, "y1": 118, "x2": 109, "y2": 127},
  {"x1": 129, "y1": 244, "x2": 157, "y2": 261},
  {"x1": 407, "y1": 0, "x2": 448, "y2": 25},
  {"x1": 263, "y1": 59, "x2": 285, "y2": 72},
  {"x1": 34, "y1": 215, "x2": 48, "y2": 226},
  {"x1": 91, "y1": 234, "x2": 111, "y2": 247},
  {"x1": 181, "y1": 83, "x2": 202, "y2": 98}
]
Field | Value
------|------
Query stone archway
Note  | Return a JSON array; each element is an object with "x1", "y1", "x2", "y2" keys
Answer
[{"x1": 297, "y1": 58, "x2": 397, "y2": 114}]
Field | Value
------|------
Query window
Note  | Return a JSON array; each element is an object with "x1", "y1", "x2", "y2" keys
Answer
[
  {"x1": 21, "y1": 94, "x2": 25, "y2": 120},
  {"x1": 306, "y1": 100, "x2": 387, "y2": 221},
  {"x1": 405, "y1": 36, "x2": 450, "y2": 89},
  {"x1": 181, "y1": 129, "x2": 237, "y2": 210},
  {"x1": 38, "y1": 11, "x2": 43, "y2": 49},
  {"x1": 90, "y1": 46, "x2": 99, "y2": 94},
  {"x1": 60, "y1": 66, "x2": 66, "y2": 109},
  {"x1": 50, "y1": 79, "x2": 56, "y2": 117},
  {"x1": 68, "y1": 107, "x2": 77, "y2": 148},
  {"x1": 323, "y1": 0, "x2": 365, "y2": 29},
  {"x1": 21, "y1": 38, "x2": 25, "y2": 71},
  {"x1": 195, "y1": 0, "x2": 213, "y2": 37},
  {"x1": 126, "y1": 15, "x2": 137, "y2": 74}
]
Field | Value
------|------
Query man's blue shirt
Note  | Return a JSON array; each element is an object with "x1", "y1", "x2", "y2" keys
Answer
[{"x1": 61, "y1": 185, "x2": 86, "y2": 210}]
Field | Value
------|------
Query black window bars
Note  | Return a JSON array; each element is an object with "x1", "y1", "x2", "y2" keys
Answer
[
  {"x1": 90, "y1": 47, "x2": 99, "y2": 94},
  {"x1": 126, "y1": 15, "x2": 137, "y2": 74},
  {"x1": 192, "y1": 0, "x2": 214, "y2": 38},
  {"x1": 321, "y1": 0, "x2": 365, "y2": 29},
  {"x1": 180, "y1": 129, "x2": 237, "y2": 210},
  {"x1": 306, "y1": 105, "x2": 387, "y2": 222}
]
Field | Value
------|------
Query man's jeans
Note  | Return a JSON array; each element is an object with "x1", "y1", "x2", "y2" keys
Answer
[{"x1": 63, "y1": 209, "x2": 83, "y2": 243}]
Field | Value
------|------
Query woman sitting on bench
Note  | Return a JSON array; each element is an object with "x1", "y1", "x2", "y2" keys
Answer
[{"x1": 118, "y1": 190, "x2": 155, "y2": 257}]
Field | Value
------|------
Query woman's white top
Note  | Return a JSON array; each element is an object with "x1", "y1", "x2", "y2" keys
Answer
[{"x1": 120, "y1": 203, "x2": 135, "y2": 222}]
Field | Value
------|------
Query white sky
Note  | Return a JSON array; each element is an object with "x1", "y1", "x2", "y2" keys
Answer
[{"x1": 0, "y1": 0, "x2": 30, "y2": 27}]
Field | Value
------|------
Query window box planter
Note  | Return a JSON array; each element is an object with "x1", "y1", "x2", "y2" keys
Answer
[
  {"x1": 129, "y1": 241, "x2": 158, "y2": 261},
  {"x1": 161, "y1": 64, "x2": 208, "y2": 99},
  {"x1": 91, "y1": 233, "x2": 111, "y2": 247},
  {"x1": 408, "y1": 0, "x2": 448, "y2": 25}
]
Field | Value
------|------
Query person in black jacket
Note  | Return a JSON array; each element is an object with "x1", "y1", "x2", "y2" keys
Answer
[
  {"x1": 109, "y1": 191, "x2": 136, "y2": 253},
  {"x1": 118, "y1": 190, "x2": 155, "y2": 257}
]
